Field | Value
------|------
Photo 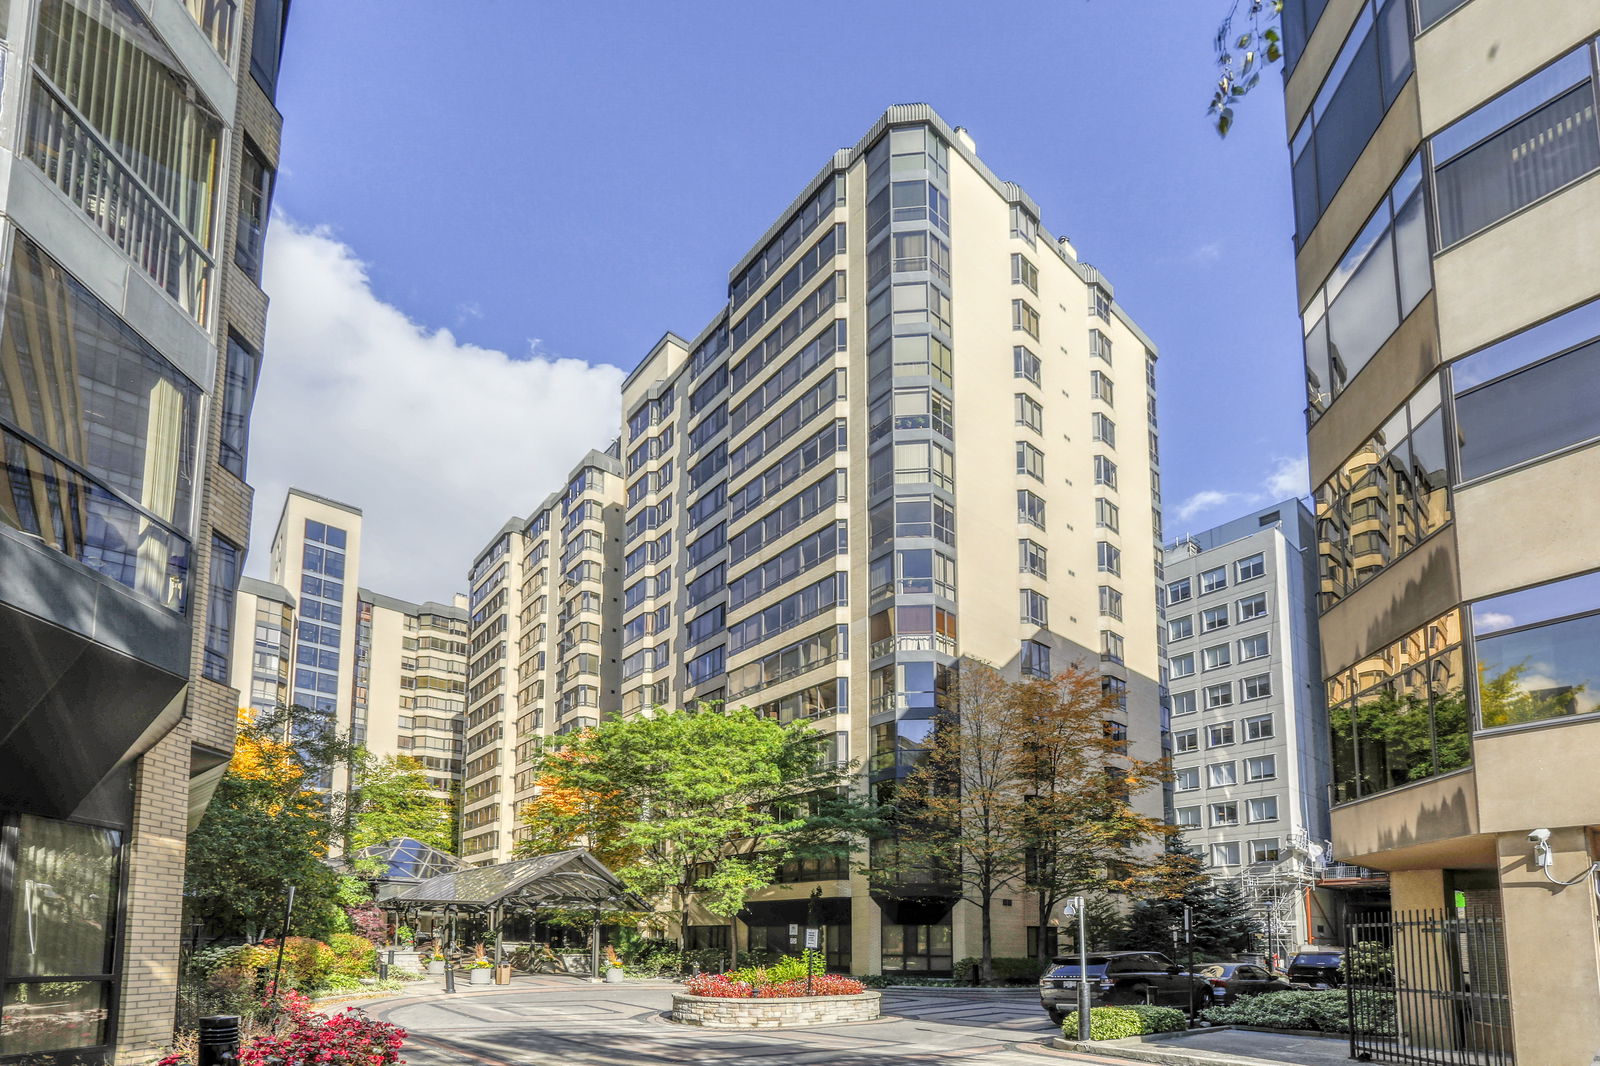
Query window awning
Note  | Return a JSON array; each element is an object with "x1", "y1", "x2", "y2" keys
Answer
[{"x1": 382, "y1": 848, "x2": 645, "y2": 912}]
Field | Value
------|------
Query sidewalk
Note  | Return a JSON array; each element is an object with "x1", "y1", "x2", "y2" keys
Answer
[{"x1": 1052, "y1": 1026, "x2": 1353, "y2": 1066}]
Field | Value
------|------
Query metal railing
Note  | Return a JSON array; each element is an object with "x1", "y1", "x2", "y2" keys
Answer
[
  {"x1": 26, "y1": 77, "x2": 213, "y2": 323},
  {"x1": 1345, "y1": 907, "x2": 1513, "y2": 1065}
]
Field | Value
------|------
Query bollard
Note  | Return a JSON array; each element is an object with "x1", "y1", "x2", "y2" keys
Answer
[
  {"x1": 444, "y1": 964, "x2": 456, "y2": 994},
  {"x1": 198, "y1": 1015, "x2": 240, "y2": 1066},
  {"x1": 377, "y1": 960, "x2": 389, "y2": 981}
]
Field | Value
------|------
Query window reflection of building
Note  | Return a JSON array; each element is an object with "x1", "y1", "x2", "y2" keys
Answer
[
  {"x1": 1315, "y1": 377, "x2": 1450, "y2": 610},
  {"x1": 1327, "y1": 609, "x2": 1468, "y2": 802}
]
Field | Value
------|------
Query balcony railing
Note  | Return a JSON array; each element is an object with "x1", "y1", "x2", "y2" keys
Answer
[
  {"x1": 26, "y1": 78, "x2": 213, "y2": 324},
  {"x1": 870, "y1": 634, "x2": 956, "y2": 659}
]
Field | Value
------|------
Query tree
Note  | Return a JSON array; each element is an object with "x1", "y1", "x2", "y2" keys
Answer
[
  {"x1": 1209, "y1": 0, "x2": 1284, "y2": 135},
  {"x1": 891, "y1": 661, "x2": 1189, "y2": 982},
  {"x1": 346, "y1": 753, "x2": 454, "y2": 853},
  {"x1": 517, "y1": 704, "x2": 881, "y2": 963},
  {"x1": 185, "y1": 708, "x2": 349, "y2": 941},
  {"x1": 1118, "y1": 838, "x2": 1264, "y2": 959},
  {"x1": 1009, "y1": 666, "x2": 1192, "y2": 971},
  {"x1": 889, "y1": 663, "x2": 1027, "y2": 985}
]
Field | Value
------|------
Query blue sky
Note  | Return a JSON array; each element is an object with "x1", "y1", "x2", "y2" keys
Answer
[{"x1": 251, "y1": 0, "x2": 1309, "y2": 600}]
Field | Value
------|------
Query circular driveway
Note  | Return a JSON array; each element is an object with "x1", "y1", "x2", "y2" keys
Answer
[{"x1": 367, "y1": 980, "x2": 1113, "y2": 1065}]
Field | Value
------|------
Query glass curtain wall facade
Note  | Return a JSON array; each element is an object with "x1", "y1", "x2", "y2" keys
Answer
[
  {"x1": 1282, "y1": 2, "x2": 1600, "y2": 1059},
  {"x1": 0, "y1": 0, "x2": 289, "y2": 1058}
]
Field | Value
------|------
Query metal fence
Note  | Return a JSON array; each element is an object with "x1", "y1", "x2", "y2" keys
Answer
[{"x1": 1345, "y1": 907, "x2": 1514, "y2": 1065}]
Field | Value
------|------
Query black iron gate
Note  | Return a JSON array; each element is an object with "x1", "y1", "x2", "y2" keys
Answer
[{"x1": 1345, "y1": 908, "x2": 1513, "y2": 1065}]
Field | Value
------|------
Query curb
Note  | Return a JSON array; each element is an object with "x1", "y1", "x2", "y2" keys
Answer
[
  {"x1": 1049, "y1": 1025, "x2": 1348, "y2": 1066},
  {"x1": 876, "y1": 985, "x2": 1041, "y2": 996}
]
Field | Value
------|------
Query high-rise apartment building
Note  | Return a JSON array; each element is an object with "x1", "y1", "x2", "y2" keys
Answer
[
  {"x1": 0, "y1": 0, "x2": 288, "y2": 1059},
  {"x1": 1162, "y1": 500, "x2": 1330, "y2": 957},
  {"x1": 240, "y1": 489, "x2": 470, "y2": 795},
  {"x1": 460, "y1": 448, "x2": 624, "y2": 864},
  {"x1": 355, "y1": 591, "x2": 470, "y2": 796},
  {"x1": 1280, "y1": 1, "x2": 1600, "y2": 1057},
  {"x1": 469, "y1": 105, "x2": 1166, "y2": 974}
]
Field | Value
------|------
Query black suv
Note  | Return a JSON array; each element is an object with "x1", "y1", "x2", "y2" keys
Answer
[
  {"x1": 1039, "y1": 951, "x2": 1212, "y2": 1025},
  {"x1": 1287, "y1": 950, "x2": 1345, "y2": 988}
]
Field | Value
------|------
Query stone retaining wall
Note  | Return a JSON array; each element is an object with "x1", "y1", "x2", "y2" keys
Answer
[{"x1": 670, "y1": 991, "x2": 881, "y2": 1028}]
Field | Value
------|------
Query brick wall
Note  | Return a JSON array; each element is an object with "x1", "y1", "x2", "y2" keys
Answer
[{"x1": 112, "y1": 0, "x2": 286, "y2": 1059}]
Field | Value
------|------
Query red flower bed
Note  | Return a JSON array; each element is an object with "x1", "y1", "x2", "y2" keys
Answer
[
  {"x1": 684, "y1": 973, "x2": 754, "y2": 998},
  {"x1": 686, "y1": 971, "x2": 865, "y2": 998},
  {"x1": 156, "y1": 987, "x2": 405, "y2": 1066}
]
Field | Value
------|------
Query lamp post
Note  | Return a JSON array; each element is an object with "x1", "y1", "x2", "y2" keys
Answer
[{"x1": 1064, "y1": 897, "x2": 1090, "y2": 1042}]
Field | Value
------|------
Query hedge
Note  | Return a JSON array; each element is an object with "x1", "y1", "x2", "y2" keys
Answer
[
  {"x1": 1062, "y1": 1005, "x2": 1187, "y2": 1040},
  {"x1": 951, "y1": 957, "x2": 1044, "y2": 985},
  {"x1": 1200, "y1": 989, "x2": 1397, "y2": 1034}
]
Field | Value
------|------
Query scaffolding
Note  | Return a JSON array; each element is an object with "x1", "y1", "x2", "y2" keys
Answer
[{"x1": 1232, "y1": 828, "x2": 1322, "y2": 963}]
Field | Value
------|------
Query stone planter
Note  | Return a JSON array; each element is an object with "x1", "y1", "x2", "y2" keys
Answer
[
  {"x1": 670, "y1": 991, "x2": 880, "y2": 1029},
  {"x1": 470, "y1": 967, "x2": 493, "y2": 985},
  {"x1": 605, "y1": 967, "x2": 625, "y2": 984},
  {"x1": 427, "y1": 960, "x2": 445, "y2": 975}
]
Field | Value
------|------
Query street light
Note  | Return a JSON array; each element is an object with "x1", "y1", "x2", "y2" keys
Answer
[{"x1": 1063, "y1": 897, "x2": 1090, "y2": 1042}]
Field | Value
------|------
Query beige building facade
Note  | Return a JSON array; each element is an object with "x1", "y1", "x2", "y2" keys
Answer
[
  {"x1": 474, "y1": 105, "x2": 1167, "y2": 974},
  {"x1": 1280, "y1": 1, "x2": 1600, "y2": 1060},
  {"x1": 459, "y1": 448, "x2": 625, "y2": 864},
  {"x1": 238, "y1": 489, "x2": 470, "y2": 796}
]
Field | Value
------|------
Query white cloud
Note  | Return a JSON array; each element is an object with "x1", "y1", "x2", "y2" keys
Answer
[
  {"x1": 1170, "y1": 455, "x2": 1311, "y2": 529},
  {"x1": 1474, "y1": 611, "x2": 1516, "y2": 631},
  {"x1": 1263, "y1": 455, "x2": 1309, "y2": 498},
  {"x1": 1175, "y1": 490, "x2": 1238, "y2": 523},
  {"x1": 248, "y1": 217, "x2": 625, "y2": 602}
]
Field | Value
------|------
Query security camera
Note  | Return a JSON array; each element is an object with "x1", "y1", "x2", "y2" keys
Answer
[{"x1": 1529, "y1": 828, "x2": 1552, "y2": 844}]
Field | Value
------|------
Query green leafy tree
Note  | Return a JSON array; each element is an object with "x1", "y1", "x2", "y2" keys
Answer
[
  {"x1": 346, "y1": 753, "x2": 455, "y2": 853},
  {"x1": 184, "y1": 706, "x2": 355, "y2": 941},
  {"x1": 1009, "y1": 665, "x2": 1192, "y2": 971},
  {"x1": 891, "y1": 662, "x2": 1186, "y2": 982},
  {"x1": 1118, "y1": 838, "x2": 1263, "y2": 959},
  {"x1": 1209, "y1": 0, "x2": 1284, "y2": 135},
  {"x1": 519, "y1": 703, "x2": 881, "y2": 963},
  {"x1": 888, "y1": 663, "x2": 1026, "y2": 985}
]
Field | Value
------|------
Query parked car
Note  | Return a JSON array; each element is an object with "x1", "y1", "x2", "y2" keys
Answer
[
  {"x1": 1039, "y1": 951, "x2": 1212, "y2": 1025},
  {"x1": 1194, "y1": 961, "x2": 1296, "y2": 1004},
  {"x1": 1287, "y1": 949, "x2": 1345, "y2": 988}
]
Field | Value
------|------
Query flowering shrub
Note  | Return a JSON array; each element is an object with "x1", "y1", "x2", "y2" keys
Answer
[
  {"x1": 239, "y1": 1008, "x2": 404, "y2": 1065},
  {"x1": 756, "y1": 974, "x2": 866, "y2": 997},
  {"x1": 685, "y1": 969, "x2": 865, "y2": 998},
  {"x1": 155, "y1": 992, "x2": 404, "y2": 1066},
  {"x1": 684, "y1": 973, "x2": 754, "y2": 998}
]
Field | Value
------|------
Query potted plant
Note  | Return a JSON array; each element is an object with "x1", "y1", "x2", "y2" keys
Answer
[
  {"x1": 604, "y1": 945, "x2": 625, "y2": 984},
  {"x1": 427, "y1": 948, "x2": 447, "y2": 976},
  {"x1": 470, "y1": 944, "x2": 494, "y2": 985}
]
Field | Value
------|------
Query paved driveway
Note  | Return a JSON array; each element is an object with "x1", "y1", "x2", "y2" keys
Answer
[{"x1": 368, "y1": 983, "x2": 1122, "y2": 1065}]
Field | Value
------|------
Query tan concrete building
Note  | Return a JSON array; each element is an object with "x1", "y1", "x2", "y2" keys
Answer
[
  {"x1": 0, "y1": 0, "x2": 290, "y2": 1059},
  {"x1": 240, "y1": 489, "x2": 470, "y2": 796},
  {"x1": 478, "y1": 105, "x2": 1167, "y2": 974},
  {"x1": 1280, "y1": 2, "x2": 1600, "y2": 1060},
  {"x1": 356, "y1": 591, "x2": 469, "y2": 797},
  {"x1": 459, "y1": 448, "x2": 625, "y2": 864}
]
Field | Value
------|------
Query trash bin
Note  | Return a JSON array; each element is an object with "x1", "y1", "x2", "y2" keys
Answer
[{"x1": 495, "y1": 964, "x2": 512, "y2": 985}]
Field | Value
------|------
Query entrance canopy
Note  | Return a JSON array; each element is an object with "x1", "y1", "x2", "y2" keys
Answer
[{"x1": 385, "y1": 848, "x2": 645, "y2": 913}]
